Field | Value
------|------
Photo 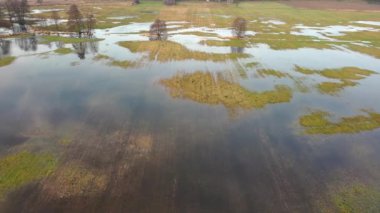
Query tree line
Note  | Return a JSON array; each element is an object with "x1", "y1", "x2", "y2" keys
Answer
[{"x1": 0, "y1": 2, "x2": 95, "y2": 37}]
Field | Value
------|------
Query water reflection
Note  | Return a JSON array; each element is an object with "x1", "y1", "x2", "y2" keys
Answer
[
  {"x1": 230, "y1": 46, "x2": 244, "y2": 54},
  {"x1": 0, "y1": 40, "x2": 11, "y2": 56},
  {"x1": 0, "y1": 36, "x2": 99, "y2": 60},
  {"x1": 72, "y1": 42, "x2": 99, "y2": 59},
  {"x1": 15, "y1": 36, "x2": 38, "y2": 52},
  {"x1": 1, "y1": 21, "x2": 380, "y2": 212}
]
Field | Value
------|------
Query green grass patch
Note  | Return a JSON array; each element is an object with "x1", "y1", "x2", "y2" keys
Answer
[
  {"x1": 317, "y1": 80, "x2": 357, "y2": 95},
  {"x1": 299, "y1": 110, "x2": 380, "y2": 134},
  {"x1": 119, "y1": 40, "x2": 248, "y2": 62},
  {"x1": 0, "y1": 151, "x2": 57, "y2": 199},
  {"x1": 160, "y1": 71, "x2": 292, "y2": 110},
  {"x1": 333, "y1": 184, "x2": 380, "y2": 213},
  {"x1": 0, "y1": 56, "x2": 16, "y2": 68},
  {"x1": 257, "y1": 69, "x2": 288, "y2": 78},
  {"x1": 54, "y1": 48, "x2": 73, "y2": 55},
  {"x1": 200, "y1": 39, "x2": 248, "y2": 48},
  {"x1": 40, "y1": 36, "x2": 103, "y2": 44},
  {"x1": 110, "y1": 60, "x2": 138, "y2": 69},
  {"x1": 93, "y1": 54, "x2": 111, "y2": 61}
]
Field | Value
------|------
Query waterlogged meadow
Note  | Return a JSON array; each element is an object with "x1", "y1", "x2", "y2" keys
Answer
[{"x1": 1, "y1": 1, "x2": 380, "y2": 212}]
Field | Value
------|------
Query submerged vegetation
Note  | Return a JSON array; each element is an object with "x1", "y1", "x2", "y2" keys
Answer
[
  {"x1": 257, "y1": 69, "x2": 288, "y2": 78},
  {"x1": 160, "y1": 71, "x2": 292, "y2": 110},
  {"x1": 0, "y1": 151, "x2": 57, "y2": 199},
  {"x1": 42, "y1": 163, "x2": 107, "y2": 198},
  {"x1": 299, "y1": 110, "x2": 380, "y2": 134},
  {"x1": 332, "y1": 184, "x2": 380, "y2": 213}
]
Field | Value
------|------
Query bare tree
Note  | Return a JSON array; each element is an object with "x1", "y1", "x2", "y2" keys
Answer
[
  {"x1": 3, "y1": 0, "x2": 29, "y2": 32},
  {"x1": 67, "y1": 4, "x2": 83, "y2": 37},
  {"x1": 37, "y1": 0, "x2": 43, "y2": 5},
  {"x1": 132, "y1": 0, "x2": 140, "y2": 5},
  {"x1": 164, "y1": 0, "x2": 175, "y2": 6},
  {"x1": 4, "y1": 0, "x2": 16, "y2": 32},
  {"x1": 51, "y1": 10, "x2": 60, "y2": 30},
  {"x1": 232, "y1": 17, "x2": 246, "y2": 38},
  {"x1": 16, "y1": 0, "x2": 29, "y2": 31},
  {"x1": 149, "y1": 19, "x2": 167, "y2": 41},
  {"x1": 84, "y1": 13, "x2": 96, "y2": 37}
]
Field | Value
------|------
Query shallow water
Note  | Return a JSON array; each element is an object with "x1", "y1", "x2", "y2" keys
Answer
[
  {"x1": 1, "y1": 20, "x2": 380, "y2": 212},
  {"x1": 291, "y1": 24, "x2": 379, "y2": 41}
]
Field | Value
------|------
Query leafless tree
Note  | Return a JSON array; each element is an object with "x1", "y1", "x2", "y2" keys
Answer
[
  {"x1": 164, "y1": 0, "x2": 175, "y2": 6},
  {"x1": 4, "y1": 0, "x2": 29, "y2": 32},
  {"x1": 51, "y1": 10, "x2": 60, "y2": 30},
  {"x1": 84, "y1": 13, "x2": 96, "y2": 37},
  {"x1": 4, "y1": 0, "x2": 15, "y2": 31},
  {"x1": 149, "y1": 19, "x2": 167, "y2": 41},
  {"x1": 232, "y1": 17, "x2": 246, "y2": 38},
  {"x1": 0, "y1": 4, "x2": 9, "y2": 28},
  {"x1": 132, "y1": 0, "x2": 140, "y2": 5},
  {"x1": 67, "y1": 4, "x2": 83, "y2": 37},
  {"x1": 15, "y1": 0, "x2": 29, "y2": 31}
]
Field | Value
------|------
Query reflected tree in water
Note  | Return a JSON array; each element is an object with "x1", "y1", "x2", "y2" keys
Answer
[
  {"x1": 164, "y1": 0, "x2": 175, "y2": 5},
  {"x1": 149, "y1": 19, "x2": 167, "y2": 41},
  {"x1": 15, "y1": 36, "x2": 37, "y2": 51},
  {"x1": 72, "y1": 41, "x2": 98, "y2": 59},
  {"x1": 232, "y1": 17, "x2": 247, "y2": 38},
  {"x1": 230, "y1": 46, "x2": 244, "y2": 54},
  {"x1": 0, "y1": 39, "x2": 11, "y2": 56}
]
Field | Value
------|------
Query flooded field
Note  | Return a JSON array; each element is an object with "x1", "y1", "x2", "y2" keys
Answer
[{"x1": 1, "y1": 1, "x2": 380, "y2": 212}]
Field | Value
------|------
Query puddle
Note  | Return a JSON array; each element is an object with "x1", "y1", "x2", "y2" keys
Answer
[
  {"x1": 291, "y1": 24, "x2": 379, "y2": 41},
  {"x1": 0, "y1": 27, "x2": 12, "y2": 36},
  {"x1": 172, "y1": 26, "x2": 255, "y2": 38},
  {"x1": 31, "y1": 9, "x2": 64, "y2": 14},
  {"x1": 352, "y1": 21, "x2": 380, "y2": 26},
  {"x1": 261, "y1": 20, "x2": 286, "y2": 25},
  {"x1": 107, "y1": 16, "x2": 136, "y2": 20},
  {"x1": 35, "y1": 19, "x2": 68, "y2": 27}
]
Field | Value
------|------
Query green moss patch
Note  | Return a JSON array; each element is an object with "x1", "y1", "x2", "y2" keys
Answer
[
  {"x1": 299, "y1": 110, "x2": 380, "y2": 134},
  {"x1": 0, "y1": 151, "x2": 57, "y2": 199}
]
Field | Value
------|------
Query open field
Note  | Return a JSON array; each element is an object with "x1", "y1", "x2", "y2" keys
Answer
[{"x1": 1, "y1": 1, "x2": 380, "y2": 212}]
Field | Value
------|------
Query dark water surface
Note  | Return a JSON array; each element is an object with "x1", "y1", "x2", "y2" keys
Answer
[{"x1": 1, "y1": 23, "x2": 380, "y2": 212}]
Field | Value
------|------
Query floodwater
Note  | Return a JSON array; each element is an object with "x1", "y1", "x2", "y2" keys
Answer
[{"x1": 1, "y1": 20, "x2": 380, "y2": 213}]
